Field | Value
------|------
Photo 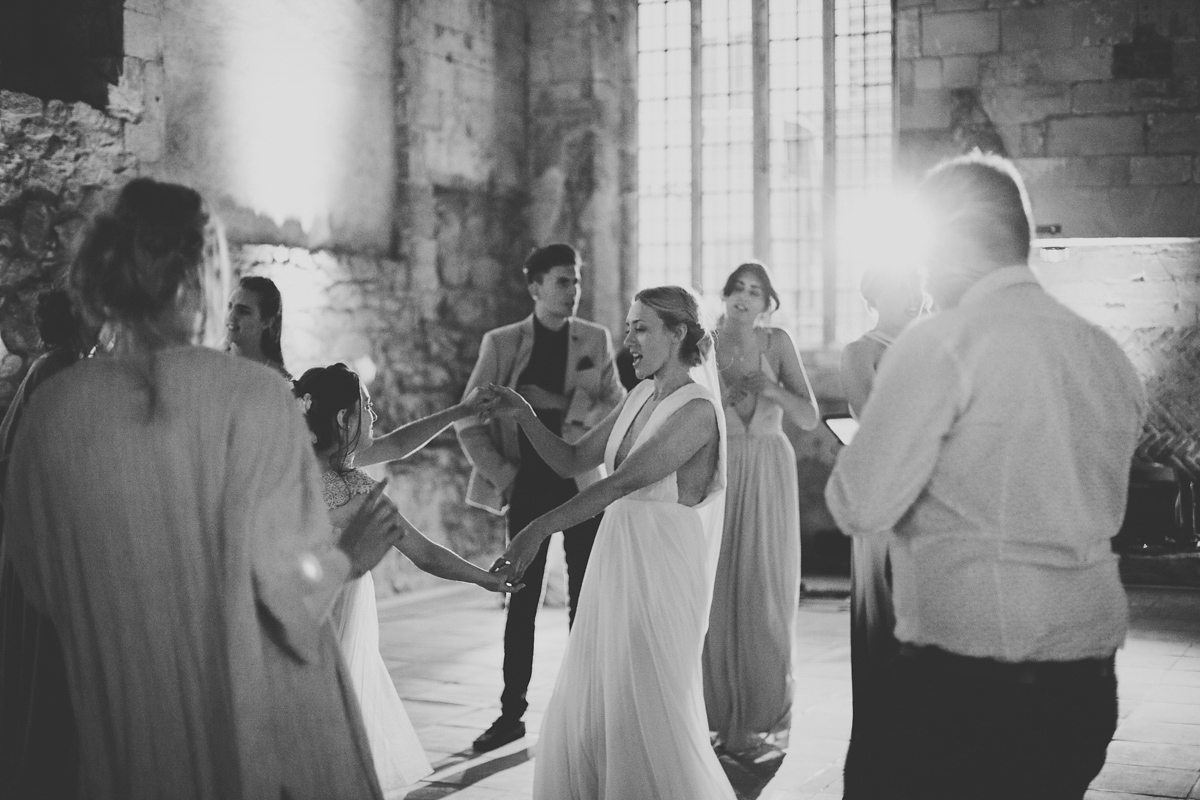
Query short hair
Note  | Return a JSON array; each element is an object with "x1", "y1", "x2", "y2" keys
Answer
[
  {"x1": 721, "y1": 261, "x2": 781, "y2": 314},
  {"x1": 524, "y1": 244, "x2": 580, "y2": 284},
  {"x1": 917, "y1": 152, "x2": 1033, "y2": 266}
]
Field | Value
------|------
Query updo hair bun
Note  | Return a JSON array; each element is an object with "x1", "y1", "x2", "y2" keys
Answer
[
  {"x1": 633, "y1": 285, "x2": 710, "y2": 368},
  {"x1": 292, "y1": 363, "x2": 362, "y2": 459},
  {"x1": 70, "y1": 178, "x2": 209, "y2": 326}
]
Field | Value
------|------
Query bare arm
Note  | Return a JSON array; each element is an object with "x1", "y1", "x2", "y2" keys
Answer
[
  {"x1": 357, "y1": 392, "x2": 484, "y2": 467},
  {"x1": 491, "y1": 384, "x2": 625, "y2": 478},
  {"x1": 762, "y1": 328, "x2": 820, "y2": 430},
  {"x1": 498, "y1": 397, "x2": 718, "y2": 577},
  {"x1": 395, "y1": 521, "x2": 518, "y2": 593}
]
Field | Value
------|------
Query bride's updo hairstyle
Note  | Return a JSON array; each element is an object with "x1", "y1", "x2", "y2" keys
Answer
[
  {"x1": 633, "y1": 285, "x2": 712, "y2": 368},
  {"x1": 70, "y1": 178, "x2": 212, "y2": 329},
  {"x1": 293, "y1": 363, "x2": 363, "y2": 471}
]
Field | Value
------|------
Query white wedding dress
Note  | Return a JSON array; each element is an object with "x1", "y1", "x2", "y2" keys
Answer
[
  {"x1": 533, "y1": 377, "x2": 735, "y2": 800},
  {"x1": 325, "y1": 469, "x2": 434, "y2": 796}
]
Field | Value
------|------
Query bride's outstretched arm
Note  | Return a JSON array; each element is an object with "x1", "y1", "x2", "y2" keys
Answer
[
  {"x1": 496, "y1": 397, "x2": 719, "y2": 578},
  {"x1": 485, "y1": 384, "x2": 622, "y2": 478}
]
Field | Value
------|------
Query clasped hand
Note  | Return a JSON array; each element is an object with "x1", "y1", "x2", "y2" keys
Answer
[
  {"x1": 724, "y1": 371, "x2": 767, "y2": 406},
  {"x1": 488, "y1": 525, "x2": 546, "y2": 586},
  {"x1": 472, "y1": 384, "x2": 535, "y2": 424}
]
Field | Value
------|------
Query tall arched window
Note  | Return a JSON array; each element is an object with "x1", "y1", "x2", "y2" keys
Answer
[{"x1": 637, "y1": 0, "x2": 892, "y2": 348}]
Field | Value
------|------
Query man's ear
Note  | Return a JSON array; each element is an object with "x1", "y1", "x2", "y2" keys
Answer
[{"x1": 528, "y1": 278, "x2": 541, "y2": 302}]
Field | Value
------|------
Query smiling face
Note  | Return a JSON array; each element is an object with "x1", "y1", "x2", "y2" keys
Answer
[
  {"x1": 225, "y1": 286, "x2": 269, "y2": 353},
  {"x1": 530, "y1": 264, "x2": 581, "y2": 322},
  {"x1": 624, "y1": 300, "x2": 682, "y2": 380},
  {"x1": 722, "y1": 270, "x2": 769, "y2": 323}
]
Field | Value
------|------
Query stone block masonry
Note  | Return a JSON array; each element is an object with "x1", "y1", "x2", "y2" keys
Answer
[{"x1": 896, "y1": 0, "x2": 1200, "y2": 237}]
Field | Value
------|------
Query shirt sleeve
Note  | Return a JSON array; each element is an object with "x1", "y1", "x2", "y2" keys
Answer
[
  {"x1": 226, "y1": 374, "x2": 335, "y2": 664},
  {"x1": 825, "y1": 322, "x2": 965, "y2": 537}
]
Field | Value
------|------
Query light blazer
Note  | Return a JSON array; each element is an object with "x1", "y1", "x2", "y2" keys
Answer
[{"x1": 455, "y1": 315, "x2": 625, "y2": 516}]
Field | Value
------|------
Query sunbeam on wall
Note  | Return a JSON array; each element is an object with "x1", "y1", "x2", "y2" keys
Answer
[{"x1": 171, "y1": 0, "x2": 394, "y2": 249}]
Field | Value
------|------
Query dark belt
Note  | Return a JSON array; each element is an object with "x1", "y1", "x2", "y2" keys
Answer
[{"x1": 897, "y1": 643, "x2": 1116, "y2": 687}]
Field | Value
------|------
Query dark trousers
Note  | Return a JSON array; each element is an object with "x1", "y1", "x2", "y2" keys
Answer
[
  {"x1": 500, "y1": 473, "x2": 600, "y2": 720},
  {"x1": 881, "y1": 645, "x2": 1117, "y2": 800}
]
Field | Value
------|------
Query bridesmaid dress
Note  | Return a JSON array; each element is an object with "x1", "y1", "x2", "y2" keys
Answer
[{"x1": 704, "y1": 329, "x2": 801, "y2": 755}]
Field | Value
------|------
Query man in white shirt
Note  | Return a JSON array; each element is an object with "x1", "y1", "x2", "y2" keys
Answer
[{"x1": 826, "y1": 153, "x2": 1146, "y2": 799}]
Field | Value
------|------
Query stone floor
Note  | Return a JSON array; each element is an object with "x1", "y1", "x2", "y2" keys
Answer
[{"x1": 379, "y1": 582, "x2": 1200, "y2": 800}]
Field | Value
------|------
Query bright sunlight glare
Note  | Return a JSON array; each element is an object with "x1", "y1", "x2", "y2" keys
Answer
[{"x1": 836, "y1": 186, "x2": 936, "y2": 283}]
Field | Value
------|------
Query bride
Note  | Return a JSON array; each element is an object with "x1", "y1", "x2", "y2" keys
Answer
[{"x1": 486, "y1": 286, "x2": 735, "y2": 800}]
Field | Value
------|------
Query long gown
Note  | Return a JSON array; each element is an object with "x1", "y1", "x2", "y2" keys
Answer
[
  {"x1": 533, "y1": 379, "x2": 735, "y2": 800},
  {"x1": 323, "y1": 468, "x2": 434, "y2": 794},
  {"x1": 704, "y1": 348, "x2": 800, "y2": 754},
  {"x1": 2, "y1": 347, "x2": 381, "y2": 800}
]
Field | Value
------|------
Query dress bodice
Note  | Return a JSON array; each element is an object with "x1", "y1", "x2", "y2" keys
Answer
[
  {"x1": 722, "y1": 352, "x2": 784, "y2": 437},
  {"x1": 604, "y1": 380, "x2": 725, "y2": 506},
  {"x1": 322, "y1": 467, "x2": 375, "y2": 511}
]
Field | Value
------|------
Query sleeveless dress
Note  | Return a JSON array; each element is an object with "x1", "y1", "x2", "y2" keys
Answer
[
  {"x1": 704, "y1": 335, "x2": 801, "y2": 754},
  {"x1": 323, "y1": 468, "x2": 434, "y2": 794},
  {"x1": 533, "y1": 380, "x2": 735, "y2": 800}
]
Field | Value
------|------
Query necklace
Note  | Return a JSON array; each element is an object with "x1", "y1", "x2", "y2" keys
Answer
[{"x1": 717, "y1": 330, "x2": 759, "y2": 374}]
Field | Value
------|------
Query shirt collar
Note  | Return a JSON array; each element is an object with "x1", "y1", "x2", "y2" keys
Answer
[{"x1": 958, "y1": 265, "x2": 1041, "y2": 307}]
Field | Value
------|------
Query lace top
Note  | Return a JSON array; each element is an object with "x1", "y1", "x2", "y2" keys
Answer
[{"x1": 321, "y1": 467, "x2": 375, "y2": 510}]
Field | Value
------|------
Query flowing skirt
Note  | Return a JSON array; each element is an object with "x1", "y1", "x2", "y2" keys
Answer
[
  {"x1": 332, "y1": 573, "x2": 433, "y2": 794},
  {"x1": 703, "y1": 431, "x2": 800, "y2": 753},
  {"x1": 534, "y1": 498, "x2": 735, "y2": 800}
]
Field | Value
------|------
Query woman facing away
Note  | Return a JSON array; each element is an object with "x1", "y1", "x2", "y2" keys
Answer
[
  {"x1": 703, "y1": 261, "x2": 820, "y2": 761},
  {"x1": 485, "y1": 285, "x2": 735, "y2": 800},
  {"x1": 837, "y1": 264, "x2": 924, "y2": 800},
  {"x1": 0, "y1": 289, "x2": 95, "y2": 798},
  {"x1": 225, "y1": 275, "x2": 291, "y2": 379},
  {"x1": 292, "y1": 362, "x2": 517, "y2": 794},
  {"x1": 2, "y1": 177, "x2": 409, "y2": 799}
]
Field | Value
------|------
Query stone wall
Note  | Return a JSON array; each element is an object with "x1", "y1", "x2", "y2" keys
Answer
[{"x1": 897, "y1": 0, "x2": 1200, "y2": 237}]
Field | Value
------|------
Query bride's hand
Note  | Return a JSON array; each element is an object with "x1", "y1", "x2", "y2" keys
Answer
[
  {"x1": 481, "y1": 383, "x2": 535, "y2": 423},
  {"x1": 492, "y1": 525, "x2": 547, "y2": 583},
  {"x1": 459, "y1": 386, "x2": 489, "y2": 419},
  {"x1": 477, "y1": 566, "x2": 524, "y2": 594}
]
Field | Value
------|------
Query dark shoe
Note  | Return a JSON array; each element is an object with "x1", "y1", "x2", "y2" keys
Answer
[{"x1": 472, "y1": 715, "x2": 526, "y2": 752}]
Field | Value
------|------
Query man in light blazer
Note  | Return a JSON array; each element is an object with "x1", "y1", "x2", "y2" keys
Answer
[{"x1": 456, "y1": 244, "x2": 624, "y2": 752}]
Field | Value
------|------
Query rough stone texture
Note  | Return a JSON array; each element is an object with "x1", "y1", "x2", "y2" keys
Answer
[
  {"x1": 899, "y1": 0, "x2": 1200, "y2": 237},
  {"x1": 526, "y1": 0, "x2": 638, "y2": 336},
  {"x1": 0, "y1": 89, "x2": 140, "y2": 412}
]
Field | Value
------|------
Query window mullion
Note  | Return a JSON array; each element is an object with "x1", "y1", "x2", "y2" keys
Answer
[
  {"x1": 752, "y1": 0, "x2": 770, "y2": 263},
  {"x1": 690, "y1": 0, "x2": 704, "y2": 292},
  {"x1": 822, "y1": 0, "x2": 838, "y2": 348}
]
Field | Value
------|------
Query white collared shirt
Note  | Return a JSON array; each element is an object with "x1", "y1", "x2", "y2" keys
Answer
[{"x1": 826, "y1": 266, "x2": 1147, "y2": 662}]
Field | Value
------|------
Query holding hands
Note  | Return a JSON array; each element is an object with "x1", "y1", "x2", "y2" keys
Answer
[
  {"x1": 476, "y1": 384, "x2": 537, "y2": 424},
  {"x1": 489, "y1": 522, "x2": 549, "y2": 586}
]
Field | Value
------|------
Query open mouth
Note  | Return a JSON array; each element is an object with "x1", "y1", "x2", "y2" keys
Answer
[{"x1": 630, "y1": 353, "x2": 643, "y2": 367}]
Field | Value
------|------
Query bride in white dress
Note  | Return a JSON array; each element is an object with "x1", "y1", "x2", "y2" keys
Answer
[{"x1": 486, "y1": 286, "x2": 735, "y2": 800}]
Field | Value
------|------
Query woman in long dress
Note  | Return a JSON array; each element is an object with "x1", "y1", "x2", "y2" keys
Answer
[
  {"x1": 838, "y1": 264, "x2": 923, "y2": 799},
  {"x1": 703, "y1": 262, "x2": 820, "y2": 760},
  {"x1": 2, "y1": 178, "x2": 406, "y2": 799},
  {"x1": 488, "y1": 286, "x2": 735, "y2": 800},
  {"x1": 293, "y1": 362, "x2": 517, "y2": 794}
]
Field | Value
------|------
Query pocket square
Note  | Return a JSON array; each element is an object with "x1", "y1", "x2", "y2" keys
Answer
[{"x1": 576, "y1": 356, "x2": 595, "y2": 370}]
